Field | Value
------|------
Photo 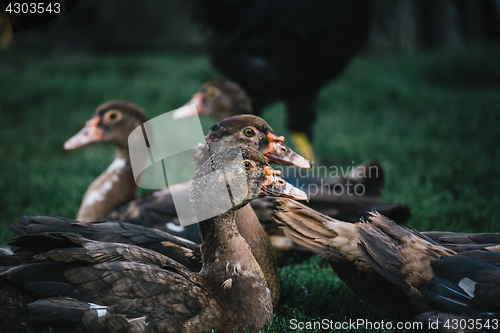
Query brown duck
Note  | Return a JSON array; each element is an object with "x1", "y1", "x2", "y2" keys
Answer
[
  {"x1": 174, "y1": 79, "x2": 252, "y2": 121},
  {"x1": 64, "y1": 101, "x2": 148, "y2": 223},
  {"x1": 69, "y1": 99, "x2": 408, "y2": 231},
  {"x1": 274, "y1": 198, "x2": 500, "y2": 322},
  {"x1": 65, "y1": 101, "x2": 309, "y2": 226},
  {"x1": 178, "y1": 78, "x2": 317, "y2": 162},
  {"x1": 0, "y1": 147, "x2": 308, "y2": 333},
  {"x1": 357, "y1": 216, "x2": 500, "y2": 332},
  {"x1": 176, "y1": 79, "x2": 411, "y2": 225},
  {"x1": 63, "y1": 102, "x2": 310, "y2": 308}
]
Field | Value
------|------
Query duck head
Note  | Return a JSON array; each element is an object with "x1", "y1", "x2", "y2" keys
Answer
[
  {"x1": 64, "y1": 101, "x2": 148, "y2": 150},
  {"x1": 191, "y1": 146, "x2": 308, "y2": 220},
  {"x1": 206, "y1": 114, "x2": 311, "y2": 169},
  {"x1": 175, "y1": 79, "x2": 252, "y2": 121},
  {"x1": 65, "y1": 103, "x2": 310, "y2": 170}
]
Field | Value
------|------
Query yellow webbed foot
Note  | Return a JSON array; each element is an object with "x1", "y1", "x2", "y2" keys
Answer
[{"x1": 291, "y1": 132, "x2": 315, "y2": 164}]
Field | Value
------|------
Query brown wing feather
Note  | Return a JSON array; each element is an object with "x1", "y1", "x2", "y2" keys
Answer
[
  {"x1": 358, "y1": 212, "x2": 455, "y2": 311},
  {"x1": 274, "y1": 198, "x2": 361, "y2": 263},
  {"x1": 423, "y1": 231, "x2": 500, "y2": 253},
  {"x1": 2, "y1": 233, "x2": 212, "y2": 332},
  {"x1": 13, "y1": 216, "x2": 202, "y2": 271},
  {"x1": 274, "y1": 199, "x2": 417, "y2": 317},
  {"x1": 106, "y1": 185, "x2": 203, "y2": 243}
]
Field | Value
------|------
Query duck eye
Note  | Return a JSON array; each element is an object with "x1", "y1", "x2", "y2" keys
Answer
[
  {"x1": 205, "y1": 86, "x2": 219, "y2": 99},
  {"x1": 242, "y1": 160, "x2": 255, "y2": 171},
  {"x1": 104, "y1": 110, "x2": 122, "y2": 123},
  {"x1": 243, "y1": 128, "x2": 255, "y2": 137}
]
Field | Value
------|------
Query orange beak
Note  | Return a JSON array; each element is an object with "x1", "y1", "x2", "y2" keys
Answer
[
  {"x1": 63, "y1": 116, "x2": 105, "y2": 150},
  {"x1": 174, "y1": 92, "x2": 205, "y2": 119},
  {"x1": 267, "y1": 133, "x2": 285, "y2": 143},
  {"x1": 260, "y1": 165, "x2": 309, "y2": 201},
  {"x1": 263, "y1": 133, "x2": 312, "y2": 170}
]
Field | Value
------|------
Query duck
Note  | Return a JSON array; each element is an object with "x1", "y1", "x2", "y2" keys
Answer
[
  {"x1": 65, "y1": 99, "x2": 398, "y2": 238},
  {"x1": 174, "y1": 79, "x2": 252, "y2": 121},
  {"x1": 179, "y1": 78, "x2": 317, "y2": 161},
  {"x1": 63, "y1": 104, "x2": 311, "y2": 308},
  {"x1": 64, "y1": 100, "x2": 409, "y2": 274},
  {"x1": 177, "y1": 79, "x2": 412, "y2": 224},
  {"x1": 180, "y1": 78, "x2": 328, "y2": 161},
  {"x1": 65, "y1": 101, "x2": 309, "y2": 227},
  {"x1": 64, "y1": 101, "x2": 149, "y2": 224},
  {"x1": 274, "y1": 198, "x2": 500, "y2": 321},
  {"x1": 357, "y1": 217, "x2": 500, "y2": 332},
  {"x1": 0, "y1": 146, "x2": 308, "y2": 333}
]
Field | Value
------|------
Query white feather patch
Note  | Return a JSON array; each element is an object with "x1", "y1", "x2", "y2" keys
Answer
[
  {"x1": 88, "y1": 302, "x2": 108, "y2": 318},
  {"x1": 166, "y1": 222, "x2": 185, "y2": 233},
  {"x1": 0, "y1": 247, "x2": 14, "y2": 256},
  {"x1": 459, "y1": 277, "x2": 477, "y2": 298},
  {"x1": 233, "y1": 262, "x2": 243, "y2": 276},
  {"x1": 84, "y1": 190, "x2": 104, "y2": 206},
  {"x1": 84, "y1": 175, "x2": 117, "y2": 206},
  {"x1": 222, "y1": 278, "x2": 233, "y2": 290},
  {"x1": 127, "y1": 316, "x2": 146, "y2": 323},
  {"x1": 107, "y1": 158, "x2": 126, "y2": 173}
]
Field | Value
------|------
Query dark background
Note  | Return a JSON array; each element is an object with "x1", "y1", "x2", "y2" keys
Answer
[{"x1": 2, "y1": 0, "x2": 500, "y2": 53}]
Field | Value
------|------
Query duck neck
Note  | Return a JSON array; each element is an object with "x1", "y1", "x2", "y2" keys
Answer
[
  {"x1": 77, "y1": 148, "x2": 137, "y2": 222},
  {"x1": 198, "y1": 209, "x2": 264, "y2": 274},
  {"x1": 199, "y1": 210, "x2": 246, "y2": 266},
  {"x1": 198, "y1": 209, "x2": 273, "y2": 331}
]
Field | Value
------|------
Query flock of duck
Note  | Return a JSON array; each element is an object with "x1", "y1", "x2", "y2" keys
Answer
[{"x1": 0, "y1": 80, "x2": 499, "y2": 332}]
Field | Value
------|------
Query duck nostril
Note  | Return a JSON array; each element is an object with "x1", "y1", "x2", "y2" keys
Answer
[
  {"x1": 281, "y1": 146, "x2": 287, "y2": 152},
  {"x1": 277, "y1": 179, "x2": 285, "y2": 185}
]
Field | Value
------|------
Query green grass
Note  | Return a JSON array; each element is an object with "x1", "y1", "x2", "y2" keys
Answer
[{"x1": 1, "y1": 45, "x2": 499, "y2": 332}]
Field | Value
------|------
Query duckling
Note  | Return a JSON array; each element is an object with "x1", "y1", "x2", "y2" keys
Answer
[
  {"x1": 0, "y1": 147, "x2": 308, "y2": 333},
  {"x1": 274, "y1": 199, "x2": 500, "y2": 320}
]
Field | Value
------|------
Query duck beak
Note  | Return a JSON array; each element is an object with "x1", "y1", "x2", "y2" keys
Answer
[
  {"x1": 260, "y1": 166, "x2": 309, "y2": 201},
  {"x1": 174, "y1": 92, "x2": 205, "y2": 119},
  {"x1": 63, "y1": 116, "x2": 105, "y2": 150},
  {"x1": 264, "y1": 133, "x2": 312, "y2": 170}
]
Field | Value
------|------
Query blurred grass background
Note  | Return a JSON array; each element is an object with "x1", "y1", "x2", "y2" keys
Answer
[{"x1": 0, "y1": 45, "x2": 499, "y2": 332}]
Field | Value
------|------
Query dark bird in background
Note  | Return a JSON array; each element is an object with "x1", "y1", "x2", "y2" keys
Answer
[{"x1": 192, "y1": 0, "x2": 374, "y2": 162}]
